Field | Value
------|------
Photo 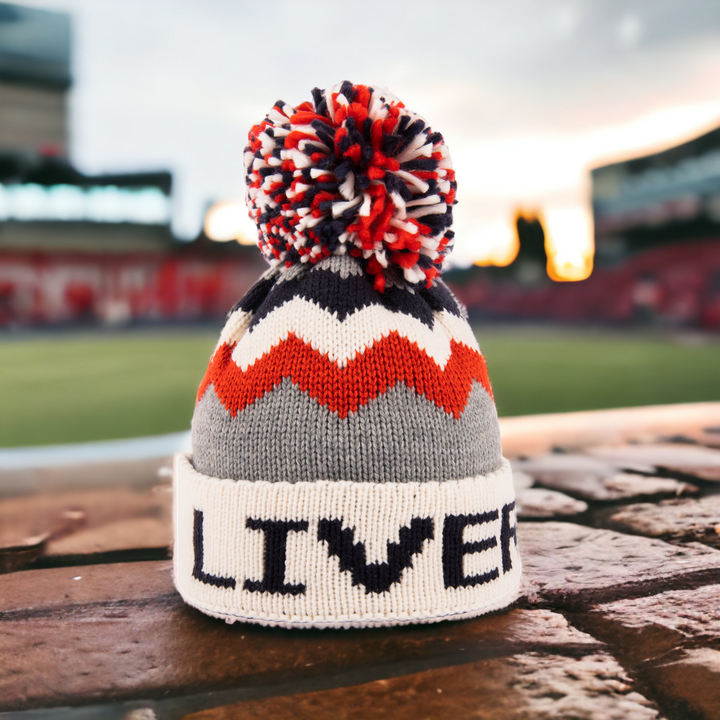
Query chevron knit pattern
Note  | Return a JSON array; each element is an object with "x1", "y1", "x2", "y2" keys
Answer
[
  {"x1": 192, "y1": 255, "x2": 502, "y2": 483},
  {"x1": 174, "y1": 83, "x2": 520, "y2": 628}
]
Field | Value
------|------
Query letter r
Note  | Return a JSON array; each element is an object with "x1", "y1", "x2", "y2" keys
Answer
[{"x1": 500, "y1": 502, "x2": 517, "y2": 574}]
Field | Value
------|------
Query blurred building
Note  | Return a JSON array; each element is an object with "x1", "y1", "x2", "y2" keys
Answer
[
  {"x1": 588, "y1": 126, "x2": 720, "y2": 327},
  {"x1": 3, "y1": 1, "x2": 718, "y2": 329},
  {"x1": 0, "y1": 2, "x2": 70, "y2": 155},
  {"x1": 0, "y1": 155, "x2": 174, "y2": 253},
  {"x1": 0, "y1": 2, "x2": 263, "y2": 327},
  {"x1": 448, "y1": 126, "x2": 720, "y2": 329},
  {"x1": 592, "y1": 126, "x2": 720, "y2": 257}
]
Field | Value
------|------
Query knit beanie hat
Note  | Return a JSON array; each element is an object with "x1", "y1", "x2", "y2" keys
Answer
[{"x1": 173, "y1": 82, "x2": 520, "y2": 628}]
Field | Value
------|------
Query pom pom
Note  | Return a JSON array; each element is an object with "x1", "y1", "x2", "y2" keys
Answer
[{"x1": 244, "y1": 81, "x2": 457, "y2": 291}]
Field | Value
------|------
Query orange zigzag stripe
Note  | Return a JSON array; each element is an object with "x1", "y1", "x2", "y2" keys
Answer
[{"x1": 197, "y1": 331, "x2": 493, "y2": 420}]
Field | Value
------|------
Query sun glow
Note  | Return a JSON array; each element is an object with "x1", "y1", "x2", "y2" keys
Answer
[
  {"x1": 471, "y1": 219, "x2": 519, "y2": 268},
  {"x1": 204, "y1": 201, "x2": 258, "y2": 245},
  {"x1": 544, "y1": 206, "x2": 594, "y2": 282}
]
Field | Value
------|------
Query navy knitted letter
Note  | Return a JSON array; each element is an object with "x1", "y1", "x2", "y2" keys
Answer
[
  {"x1": 244, "y1": 518, "x2": 309, "y2": 595},
  {"x1": 500, "y1": 502, "x2": 517, "y2": 574},
  {"x1": 318, "y1": 517, "x2": 434, "y2": 594},
  {"x1": 192, "y1": 509, "x2": 237, "y2": 589},
  {"x1": 442, "y1": 511, "x2": 500, "y2": 589}
]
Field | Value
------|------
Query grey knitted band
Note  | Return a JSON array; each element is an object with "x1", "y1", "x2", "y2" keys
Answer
[{"x1": 192, "y1": 380, "x2": 503, "y2": 484}]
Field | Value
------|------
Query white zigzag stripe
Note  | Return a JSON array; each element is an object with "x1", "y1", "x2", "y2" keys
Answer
[
  {"x1": 217, "y1": 308, "x2": 253, "y2": 350},
  {"x1": 220, "y1": 297, "x2": 481, "y2": 371}
]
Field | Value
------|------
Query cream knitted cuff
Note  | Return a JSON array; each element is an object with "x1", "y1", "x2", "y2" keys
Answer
[{"x1": 173, "y1": 454, "x2": 521, "y2": 628}]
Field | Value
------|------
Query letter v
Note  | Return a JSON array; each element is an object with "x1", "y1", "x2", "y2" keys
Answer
[{"x1": 318, "y1": 517, "x2": 434, "y2": 594}]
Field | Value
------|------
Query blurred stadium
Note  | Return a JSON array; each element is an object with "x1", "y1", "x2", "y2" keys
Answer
[
  {"x1": 2, "y1": 1, "x2": 720, "y2": 329},
  {"x1": 1, "y1": 0, "x2": 719, "y2": 446}
]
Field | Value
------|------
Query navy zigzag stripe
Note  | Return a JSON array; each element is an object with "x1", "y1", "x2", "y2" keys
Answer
[{"x1": 233, "y1": 267, "x2": 462, "y2": 330}]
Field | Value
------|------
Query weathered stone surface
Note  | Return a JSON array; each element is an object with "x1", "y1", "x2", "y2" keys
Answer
[
  {"x1": 583, "y1": 584, "x2": 720, "y2": 669},
  {"x1": 651, "y1": 649, "x2": 720, "y2": 720},
  {"x1": 126, "y1": 710, "x2": 159, "y2": 720},
  {"x1": 587, "y1": 443, "x2": 720, "y2": 481},
  {"x1": 532, "y1": 471, "x2": 696, "y2": 502},
  {"x1": 6, "y1": 404, "x2": 720, "y2": 716},
  {"x1": 606, "y1": 495, "x2": 720, "y2": 546},
  {"x1": 0, "y1": 560, "x2": 175, "y2": 615},
  {"x1": 663, "y1": 427, "x2": 720, "y2": 449},
  {"x1": 184, "y1": 652, "x2": 662, "y2": 720},
  {"x1": 519, "y1": 522, "x2": 720, "y2": 605},
  {"x1": 46, "y1": 517, "x2": 171, "y2": 556},
  {"x1": 593, "y1": 584, "x2": 720, "y2": 641},
  {"x1": 577, "y1": 587, "x2": 720, "y2": 720},
  {"x1": 0, "y1": 486, "x2": 171, "y2": 542},
  {"x1": 512, "y1": 454, "x2": 697, "y2": 501},
  {"x1": 513, "y1": 453, "x2": 652, "y2": 477},
  {"x1": 579, "y1": 580, "x2": 720, "y2": 719},
  {"x1": 583, "y1": 584, "x2": 720, "y2": 720},
  {"x1": 0, "y1": 557, "x2": 598, "y2": 712},
  {"x1": 0, "y1": 535, "x2": 47, "y2": 573},
  {"x1": 515, "y1": 488, "x2": 588, "y2": 518},
  {"x1": 0, "y1": 486, "x2": 171, "y2": 565},
  {"x1": 512, "y1": 470, "x2": 535, "y2": 490}
]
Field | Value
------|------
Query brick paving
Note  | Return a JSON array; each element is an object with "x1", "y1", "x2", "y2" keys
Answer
[{"x1": 1, "y1": 403, "x2": 720, "y2": 719}]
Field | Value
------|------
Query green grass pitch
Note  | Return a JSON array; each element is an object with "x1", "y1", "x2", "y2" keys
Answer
[{"x1": 1, "y1": 327, "x2": 718, "y2": 448}]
